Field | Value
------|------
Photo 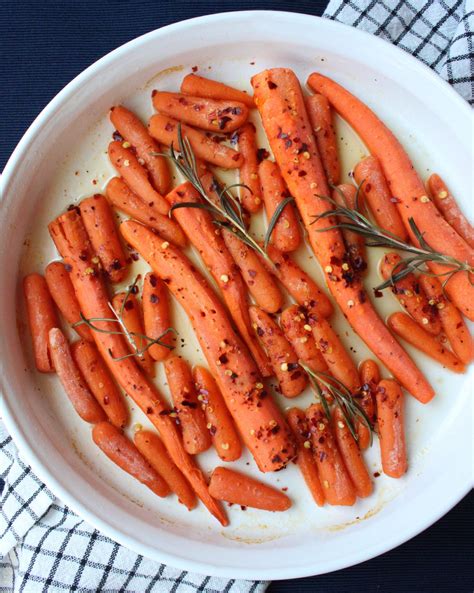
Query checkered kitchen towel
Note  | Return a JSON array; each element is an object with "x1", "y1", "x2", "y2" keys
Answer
[{"x1": 1, "y1": 1, "x2": 473, "y2": 591}]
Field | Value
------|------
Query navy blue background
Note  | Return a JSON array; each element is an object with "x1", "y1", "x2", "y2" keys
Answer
[{"x1": 1, "y1": 2, "x2": 472, "y2": 591}]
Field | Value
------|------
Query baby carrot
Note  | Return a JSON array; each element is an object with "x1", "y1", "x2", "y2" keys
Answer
[
  {"x1": 249, "y1": 306, "x2": 308, "y2": 398},
  {"x1": 306, "y1": 93, "x2": 340, "y2": 185},
  {"x1": 24, "y1": 273, "x2": 59, "y2": 372},
  {"x1": 332, "y1": 184, "x2": 367, "y2": 274},
  {"x1": 45, "y1": 262, "x2": 92, "y2": 342},
  {"x1": 92, "y1": 422, "x2": 170, "y2": 497},
  {"x1": 49, "y1": 328, "x2": 106, "y2": 423},
  {"x1": 193, "y1": 366, "x2": 242, "y2": 462},
  {"x1": 357, "y1": 359, "x2": 379, "y2": 449},
  {"x1": 209, "y1": 467, "x2": 291, "y2": 511},
  {"x1": 237, "y1": 122, "x2": 262, "y2": 212},
  {"x1": 181, "y1": 73, "x2": 255, "y2": 108},
  {"x1": 79, "y1": 194, "x2": 127, "y2": 282},
  {"x1": 142, "y1": 272, "x2": 176, "y2": 361},
  {"x1": 375, "y1": 379, "x2": 407, "y2": 478}
]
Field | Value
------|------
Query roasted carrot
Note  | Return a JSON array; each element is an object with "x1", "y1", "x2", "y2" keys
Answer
[
  {"x1": 142, "y1": 272, "x2": 175, "y2": 361},
  {"x1": 193, "y1": 366, "x2": 242, "y2": 462},
  {"x1": 222, "y1": 230, "x2": 284, "y2": 314},
  {"x1": 236, "y1": 122, "x2": 262, "y2": 212},
  {"x1": 286, "y1": 408, "x2": 325, "y2": 506},
  {"x1": 259, "y1": 160, "x2": 301, "y2": 252},
  {"x1": 332, "y1": 184, "x2": 367, "y2": 274},
  {"x1": 375, "y1": 379, "x2": 407, "y2": 478},
  {"x1": 49, "y1": 328, "x2": 106, "y2": 423},
  {"x1": 24, "y1": 273, "x2": 60, "y2": 372},
  {"x1": 148, "y1": 114, "x2": 243, "y2": 169},
  {"x1": 71, "y1": 339, "x2": 128, "y2": 429},
  {"x1": 181, "y1": 73, "x2": 255, "y2": 108},
  {"x1": 49, "y1": 209, "x2": 228, "y2": 525},
  {"x1": 134, "y1": 430, "x2": 196, "y2": 509},
  {"x1": 266, "y1": 245, "x2": 333, "y2": 319},
  {"x1": 419, "y1": 275, "x2": 473, "y2": 364},
  {"x1": 360, "y1": 358, "x2": 381, "y2": 387},
  {"x1": 105, "y1": 177, "x2": 187, "y2": 247},
  {"x1": 280, "y1": 305, "x2": 328, "y2": 373},
  {"x1": 380, "y1": 252, "x2": 441, "y2": 336},
  {"x1": 305, "y1": 93, "x2": 340, "y2": 185},
  {"x1": 357, "y1": 359, "x2": 379, "y2": 449},
  {"x1": 306, "y1": 404, "x2": 356, "y2": 506},
  {"x1": 333, "y1": 408, "x2": 372, "y2": 498},
  {"x1": 388, "y1": 312, "x2": 465, "y2": 373},
  {"x1": 92, "y1": 422, "x2": 170, "y2": 497},
  {"x1": 112, "y1": 292, "x2": 155, "y2": 378},
  {"x1": 253, "y1": 68, "x2": 434, "y2": 403},
  {"x1": 308, "y1": 72, "x2": 474, "y2": 320},
  {"x1": 44, "y1": 262, "x2": 92, "y2": 342},
  {"x1": 249, "y1": 306, "x2": 308, "y2": 398},
  {"x1": 120, "y1": 219, "x2": 296, "y2": 472},
  {"x1": 427, "y1": 173, "x2": 474, "y2": 249},
  {"x1": 110, "y1": 105, "x2": 171, "y2": 195},
  {"x1": 165, "y1": 181, "x2": 271, "y2": 377},
  {"x1": 108, "y1": 141, "x2": 170, "y2": 215},
  {"x1": 353, "y1": 156, "x2": 408, "y2": 241},
  {"x1": 209, "y1": 467, "x2": 291, "y2": 511},
  {"x1": 79, "y1": 194, "x2": 127, "y2": 283},
  {"x1": 164, "y1": 356, "x2": 212, "y2": 455}
]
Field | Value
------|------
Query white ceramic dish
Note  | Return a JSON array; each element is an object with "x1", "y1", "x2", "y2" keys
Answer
[{"x1": 1, "y1": 11, "x2": 472, "y2": 580}]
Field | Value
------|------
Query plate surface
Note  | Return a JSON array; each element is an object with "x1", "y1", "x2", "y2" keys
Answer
[{"x1": 1, "y1": 11, "x2": 472, "y2": 580}]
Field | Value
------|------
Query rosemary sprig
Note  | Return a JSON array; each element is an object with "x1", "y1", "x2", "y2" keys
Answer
[
  {"x1": 311, "y1": 191, "x2": 473, "y2": 291},
  {"x1": 300, "y1": 362, "x2": 374, "y2": 445}
]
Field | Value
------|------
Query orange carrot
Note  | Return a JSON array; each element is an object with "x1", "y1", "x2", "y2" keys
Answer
[
  {"x1": 388, "y1": 312, "x2": 465, "y2": 373},
  {"x1": 92, "y1": 422, "x2": 170, "y2": 497},
  {"x1": 164, "y1": 356, "x2": 212, "y2": 455},
  {"x1": 110, "y1": 105, "x2": 171, "y2": 195},
  {"x1": 249, "y1": 306, "x2": 308, "y2": 398},
  {"x1": 380, "y1": 252, "x2": 441, "y2": 336},
  {"x1": 45, "y1": 262, "x2": 92, "y2": 342},
  {"x1": 253, "y1": 68, "x2": 434, "y2": 403},
  {"x1": 71, "y1": 339, "x2": 128, "y2": 429},
  {"x1": 105, "y1": 177, "x2": 187, "y2": 247},
  {"x1": 280, "y1": 305, "x2": 328, "y2": 373},
  {"x1": 209, "y1": 467, "x2": 291, "y2": 511},
  {"x1": 120, "y1": 219, "x2": 296, "y2": 472},
  {"x1": 181, "y1": 73, "x2": 255, "y2": 108},
  {"x1": 419, "y1": 275, "x2": 473, "y2": 364},
  {"x1": 259, "y1": 160, "x2": 301, "y2": 252},
  {"x1": 134, "y1": 430, "x2": 196, "y2": 510},
  {"x1": 237, "y1": 122, "x2": 262, "y2": 212},
  {"x1": 108, "y1": 141, "x2": 170, "y2": 214},
  {"x1": 375, "y1": 379, "x2": 407, "y2": 478},
  {"x1": 306, "y1": 404, "x2": 356, "y2": 506},
  {"x1": 306, "y1": 93, "x2": 340, "y2": 185},
  {"x1": 332, "y1": 184, "x2": 367, "y2": 274},
  {"x1": 112, "y1": 292, "x2": 155, "y2": 378},
  {"x1": 427, "y1": 173, "x2": 474, "y2": 249},
  {"x1": 353, "y1": 156, "x2": 408, "y2": 241},
  {"x1": 148, "y1": 114, "x2": 243, "y2": 169},
  {"x1": 142, "y1": 272, "x2": 176, "y2": 361},
  {"x1": 193, "y1": 366, "x2": 242, "y2": 462},
  {"x1": 48, "y1": 328, "x2": 106, "y2": 423},
  {"x1": 360, "y1": 358, "x2": 381, "y2": 387},
  {"x1": 286, "y1": 408, "x2": 325, "y2": 506},
  {"x1": 222, "y1": 230, "x2": 284, "y2": 314},
  {"x1": 357, "y1": 359, "x2": 379, "y2": 449},
  {"x1": 333, "y1": 408, "x2": 372, "y2": 498},
  {"x1": 23, "y1": 273, "x2": 59, "y2": 372},
  {"x1": 79, "y1": 194, "x2": 127, "y2": 282}
]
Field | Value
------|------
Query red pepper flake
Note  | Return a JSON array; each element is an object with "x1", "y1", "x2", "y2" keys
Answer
[
  {"x1": 373, "y1": 288, "x2": 384, "y2": 298},
  {"x1": 124, "y1": 300, "x2": 134, "y2": 311},
  {"x1": 373, "y1": 472, "x2": 380, "y2": 478},
  {"x1": 103, "y1": 395, "x2": 110, "y2": 405},
  {"x1": 64, "y1": 263, "x2": 73, "y2": 273},
  {"x1": 181, "y1": 400, "x2": 198, "y2": 409},
  {"x1": 298, "y1": 170, "x2": 307, "y2": 177},
  {"x1": 267, "y1": 81, "x2": 277, "y2": 89},
  {"x1": 240, "y1": 505, "x2": 247, "y2": 511},
  {"x1": 191, "y1": 65, "x2": 198, "y2": 72},
  {"x1": 150, "y1": 294, "x2": 159, "y2": 304},
  {"x1": 149, "y1": 274, "x2": 157, "y2": 287},
  {"x1": 248, "y1": 269, "x2": 257, "y2": 278},
  {"x1": 232, "y1": 154, "x2": 240, "y2": 161},
  {"x1": 256, "y1": 148, "x2": 270, "y2": 162},
  {"x1": 165, "y1": 122, "x2": 175, "y2": 132},
  {"x1": 112, "y1": 130, "x2": 123, "y2": 141},
  {"x1": 218, "y1": 116, "x2": 232, "y2": 130}
]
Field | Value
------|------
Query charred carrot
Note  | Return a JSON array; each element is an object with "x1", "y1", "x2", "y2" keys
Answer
[
  {"x1": 375, "y1": 379, "x2": 407, "y2": 478},
  {"x1": 237, "y1": 122, "x2": 262, "y2": 212},
  {"x1": 332, "y1": 184, "x2": 366, "y2": 274},
  {"x1": 24, "y1": 273, "x2": 60, "y2": 372},
  {"x1": 306, "y1": 93, "x2": 340, "y2": 185},
  {"x1": 92, "y1": 422, "x2": 170, "y2": 497},
  {"x1": 193, "y1": 366, "x2": 242, "y2": 462},
  {"x1": 259, "y1": 160, "x2": 301, "y2": 252},
  {"x1": 142, "y1": 272, "x2": 175, "y2": 361},
  {"x1": 357, "y1": 359, "x2": 379, "y2": 449},
  {"x1": 79, "y1": 194, "x2": 127, "y2": 283},
  {"x1": 181, "y1": 73, "x2": 255, "y2": 108},
  {"x1": 209, "y1": 467, "x2": 291, "y2": 511}
]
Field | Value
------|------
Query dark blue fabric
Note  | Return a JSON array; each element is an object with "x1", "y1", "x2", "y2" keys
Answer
[{"x1": 1, "y1": 2, "x2": 472, "y2": 591}]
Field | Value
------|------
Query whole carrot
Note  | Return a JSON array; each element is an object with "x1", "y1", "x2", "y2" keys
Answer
[
  {"x1": 209, "y1": 467, "x2": 291, "y2": 511},
  {"x1": 332, "y1": 184, "x2": 367, "y2": 274},
  {"x1": 375, "y1": 379, "x2": 407, "y2": 478},
  {"x1": 45, "y1": 262, "x2": 92, "y2": 342},
  {"x1": 79, "y1": 194, "x2": 127, "y2": 283},
  {"x1": 24, "y1": 273, "x2": 59, "y2": 372},
  {"x1": 237, "y1": 122, "x2": 262, "y2": 212},
  {"x1": 49, "y1": 328, "x2": 106, "y2": 423},
  {"x1": 305, "y1": 93, "x2": 340, "y2": 185},
  {"x1": 357, "y1": 359, "x2": 379, "y2": 449},
  {"x1": 181, "y1": 73, "x2": 255, "y2": 108},
  {"x1": 193, "y1": 366, "x2": 242, "y2": 462},
  {"x1": 142, "y1": 272, "x2": 176, "y2": 361}
]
